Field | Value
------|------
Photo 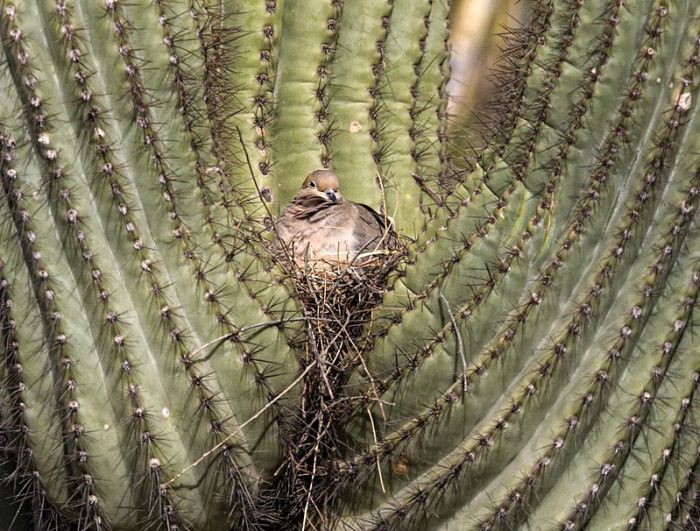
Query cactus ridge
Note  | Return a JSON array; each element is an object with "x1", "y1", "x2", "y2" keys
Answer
[
  {"x1": 216, "y1": 0, "x2": 282, "y2": 207},
  {"x1": 667, "y1": 439, "x2": 700, "y2": 528},
  {"x1": 327, "y1": 0, "x2": 393, "y2": 207},
  {"x1": 0, "y1": 138, "x2": 75, "y2": 530},
  {"x1": 371, "y1": 0, "x2": 434, "y2": 234},
  {"x1": 632, "y1": 370, "x2": 699, "y2": 530},
  {"x1": 1, "y1": 0, "x2": 699, "y2": 529},
  {"x1": 0, "y1": 1, "x2": 300, "y2": 527},
  {"x1": 273, "y1": 0, "x2": 341, "y2": 200},
  {"x1": 409, "y1": 0, "x2": 451, "y2": 206}
]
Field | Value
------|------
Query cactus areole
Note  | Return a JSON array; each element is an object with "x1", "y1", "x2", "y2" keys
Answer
[{"x1": 0, "y1": 0, "x2": 699, "y2": 530}]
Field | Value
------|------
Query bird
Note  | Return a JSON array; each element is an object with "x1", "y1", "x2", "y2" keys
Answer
[{"x1": 274, "y1": 169, "x2": 396, "y2": 265}]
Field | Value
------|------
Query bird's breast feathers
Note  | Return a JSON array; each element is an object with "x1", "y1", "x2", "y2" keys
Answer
[{"x1": 275, "y1": 188, "x2": 394, "y2": 262}]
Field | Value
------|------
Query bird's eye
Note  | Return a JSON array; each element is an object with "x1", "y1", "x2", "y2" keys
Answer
[{"x1": 309, "y1": 181, "x2": 316, "y2": 189}]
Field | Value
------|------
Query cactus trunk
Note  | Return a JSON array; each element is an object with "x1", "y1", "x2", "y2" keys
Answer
[{"x1": 0, "y1": 0, "x2": 698, "y2": 530}]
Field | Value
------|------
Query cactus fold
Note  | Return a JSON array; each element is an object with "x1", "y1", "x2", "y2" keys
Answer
[{"x1": 0, "y1": 0, "x2": 698, "y2": 530}]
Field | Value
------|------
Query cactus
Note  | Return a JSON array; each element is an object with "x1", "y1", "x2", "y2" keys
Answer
[{"x1": 0, "y1": 0, "x2": 698, "y2": 530}]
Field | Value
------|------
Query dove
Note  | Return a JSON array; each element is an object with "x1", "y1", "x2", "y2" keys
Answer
[{"x1": 274, "y1": 169, "x2": 396, "y2": 264}]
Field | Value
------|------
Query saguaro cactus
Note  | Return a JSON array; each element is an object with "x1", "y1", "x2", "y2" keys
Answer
[{"x1": 0, "y1": 0, "x2": 698, "y2": 530}]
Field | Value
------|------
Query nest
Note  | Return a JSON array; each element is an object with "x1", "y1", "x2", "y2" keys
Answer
[
  {"x1": 261, "y1": 244, "x2": 406, "y2": 529},
  {"x1": 286, "y1": 250, "x2": 403, "y2": 348}
]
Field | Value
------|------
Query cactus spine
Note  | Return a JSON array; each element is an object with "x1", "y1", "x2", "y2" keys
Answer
[{"x1": 0, "y1": 0, "x2": 698, "y2": 530}]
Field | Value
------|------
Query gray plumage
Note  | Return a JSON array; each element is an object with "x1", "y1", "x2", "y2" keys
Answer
[{"x1": 274, "y1": 170, "x2": 396, "y2": 263}]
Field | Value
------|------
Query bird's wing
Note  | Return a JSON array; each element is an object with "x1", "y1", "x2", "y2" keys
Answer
[
  {"x1": 350, "y1": 202, "x2": 397, "y2": 251},
  {"x1": 355, "y1": 202, "x2": 392, "y2": 230},
  {"x1": 287, "y1": 195, "x2": 333, "y2": 220}
]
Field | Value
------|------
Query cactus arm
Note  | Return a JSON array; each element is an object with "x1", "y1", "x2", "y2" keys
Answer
[
  {"x1": 0, "y1": 135, "x2": 72, "y2": 525},
  {"x1": 144, "y1": 0, "x2": 298, "y2": 322},
  {"x1": 480, "y1": 149, "x2": 700, "y2": 529},
  {"x1": 341, "y1": 104, "x2": 700, "y2": 529},
  {"x1": 326, "y1": 0, "x2": 392, "y2": 209},
  {"x1": 77, "y1": 0, "x2": 299, "y2": 468},
  {"x1": 0, "y1": 226, "x2": 72, "y2": 530},
  {"x1": 0, "y1": 135, "x2": 138, "y2": 526},
  {"x1": 11, "y1": 17, "x2": 244, "y2": 528},
  {"x1": 360, "y1": 182, "x2": 536, "y2": 401},
  {"x1": 92, "y1": 0, "x2": 299, "y2": 394},
  {"x1": 0, "y1": 8, "x2": 170, "y2": 523},
  {"x1": 529, "y1": 30, "x2": 700, "y2": 527},
  {"x1": 69, "y1": 0, "x2": 276, "y2": 493},
  {"x1": 370, "y1": 0, "x2": 602, "y2": 337},
  {"x1": 483, "y1": 0, "x2": 556, "y2": 159},
  {"x1": 143, "y1": 0, "x2": 232, "y2": 256},
  {"x1": 410, "y1": 0, "x2": 451, "y2": 211},
  {"x1": 1, "y1": 0, "x2": 300, "y2": 527},
  {"x1": 371, "y1": 0, "x2": 697, "y2": 453},
  {"x1": 217, "y1": 0, "x2": 284, "y2": 214},
  {"x1": 272, "y1": 0, "x2": 340, "y2": 204},
  {"x1": 372, "y1": 0, "x2": 433, "y2": 238}
]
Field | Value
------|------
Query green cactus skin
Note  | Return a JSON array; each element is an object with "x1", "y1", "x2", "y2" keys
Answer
[
  {"x1": 0, "y1": 0, "x2": 699, "y2": 530},
  {"x1": 339, "y1": 2, "x2": 700, "y2": 530},
  {"x1": 411, "y1": 0, "x2": 450, "y2": 211},
  {"x1": 326, "y1": 0, "x2": 392, "y2": 211},
  {"x1": 215, "y1": 0, "x2": 285, "y2": 216},
  {"x1": 272, "y1": 0, "x2": 339, "y2": 201},
  {"x1": 0, "y1": 1, "x2": 300, "y2": 529}
]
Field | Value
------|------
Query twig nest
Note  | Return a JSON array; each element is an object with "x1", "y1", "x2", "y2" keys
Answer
[
  {"x1": 272, "y1": 243, "x2": 405, "y2": 366},
  {"x1": 265, "y1": 234, "x2": 405, "y2": 529}
]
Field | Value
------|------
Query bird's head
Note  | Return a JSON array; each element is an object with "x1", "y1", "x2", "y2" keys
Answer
[{"x1": 301, "y1": 169, "x2": 342, "y2": 204}]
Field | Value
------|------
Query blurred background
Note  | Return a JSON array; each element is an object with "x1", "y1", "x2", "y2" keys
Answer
[{"x1": 448, "y1": 0, "x2": 526, "y2": 145}]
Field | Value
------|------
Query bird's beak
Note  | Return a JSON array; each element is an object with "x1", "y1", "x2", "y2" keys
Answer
[{"x1": 325, "y1": 190, "x2": 338, "y2": 203}]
